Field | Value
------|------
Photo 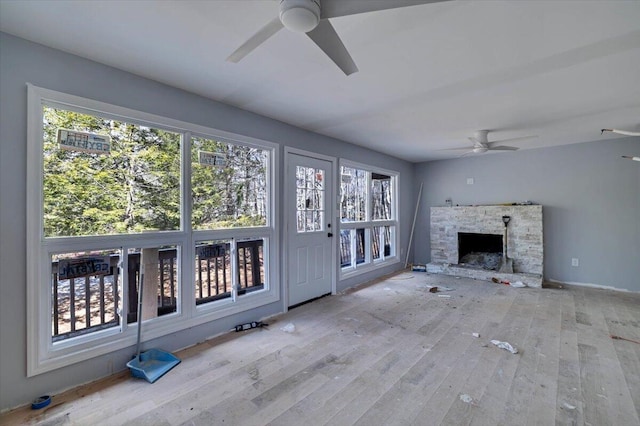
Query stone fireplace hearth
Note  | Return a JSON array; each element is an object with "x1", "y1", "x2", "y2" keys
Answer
[{"x1": 426, "y1": 205, "x2": 543, "y2": 287}]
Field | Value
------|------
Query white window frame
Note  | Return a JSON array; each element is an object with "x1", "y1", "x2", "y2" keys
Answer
[
  {"x1": 339, "y1": 159, "x2": 399, "y2": 278},
  {"x1": 26, "y1": 84, "x2": 279, "y2": 376}
]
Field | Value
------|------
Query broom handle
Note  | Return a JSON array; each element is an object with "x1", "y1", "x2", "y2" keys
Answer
[
  {"x1": 135, "y1": 264, "x2": 145, "y2": 360},
  {"x1": 503, "y1": 225, "x2": 508, "y2": 260},
  {"x1": 405, "y1": 182, "x2": 423, "y2": 268}
]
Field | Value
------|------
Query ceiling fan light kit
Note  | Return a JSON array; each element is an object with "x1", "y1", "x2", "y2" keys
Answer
[{"x1": 280, "y1": 0, "x2": 321, "y2": 33}]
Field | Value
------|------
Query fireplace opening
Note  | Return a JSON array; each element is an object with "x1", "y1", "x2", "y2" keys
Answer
[{"x1": 458, "y1": 232, "x2": 503, "y2": 270}]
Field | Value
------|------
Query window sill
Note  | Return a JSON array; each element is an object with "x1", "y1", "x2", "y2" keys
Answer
[
  {"x1": 339, "y1": 257, "x2": 400, "y2": 281},
  {"x1": 29, "y1": 289, "x2": 279, "y2": 377}
]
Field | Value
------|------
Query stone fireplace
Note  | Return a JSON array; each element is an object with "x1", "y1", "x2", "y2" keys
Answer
[{"x1": 427, "y1": 205, "x2": 543, "y2": 287}]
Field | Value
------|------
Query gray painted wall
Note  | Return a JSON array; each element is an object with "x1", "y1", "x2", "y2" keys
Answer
[
  {"x1": 414, "y1": 139, "x2": 640, "y2": 291},
  {"x1": 0, "y1": 33, "x2": 414, "y2": 411}
]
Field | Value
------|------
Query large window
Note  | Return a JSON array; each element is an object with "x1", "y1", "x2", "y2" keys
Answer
[
  {"x1": 339, "y1": 162, "x2": 398, "y2": 275},
  {"x1": 27, "y1": 86, "x2": 278, "y2": 376},
  {"x1": 43, "y1": 107, "x2": 181, "y2": 237}
]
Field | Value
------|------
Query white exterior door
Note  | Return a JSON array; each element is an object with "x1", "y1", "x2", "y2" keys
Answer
[{"x1": 286, "y1": 152, "x2": 334, "y2": 307}]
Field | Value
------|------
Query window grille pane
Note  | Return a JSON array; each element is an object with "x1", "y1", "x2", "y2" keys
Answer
[
  {"x1": 51, "y1": 249, "x2": 121, "y2": 342},
  {"x1": 195, "y1": 240, "x2": 232, "y2": 304},
  {"x1": 191, "y1": 137, "x2": 268, "y2": 230},
  {"x1": 372, "y1": 226, "x2": 382, "y2": 261},
  {"x1": 340, "y1": 166, "x2": 367, "y2": 222},
  {"x1": 340, "y1": 229, "x2": 352, "y2": 267},
  {"x1": 355, "y1": 228, "x2": 366, "y2": 265},
  {"x1": 126, "y1": 246, "x2": 179, "y2": 323},
  {"x1": 373, "y1": 225, "x2": 395, "y2": 261},
  {"x1": 236, "y1": 238, "x2": 266, "y2": 297},
  {"x1": 43, "y1": 106, "x2": 181, "y2": 237},
  {"x1": 372, "y1": 173, "x2": 392, "y2": 220}
]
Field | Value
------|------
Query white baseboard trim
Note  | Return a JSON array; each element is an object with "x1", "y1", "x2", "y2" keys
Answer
[{"x1": 548, "y1": 278, "x2": 638, "y2": 293}]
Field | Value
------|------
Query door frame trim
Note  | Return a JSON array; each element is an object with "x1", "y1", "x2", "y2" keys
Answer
[{"x1": 283, "y1": 147, "x2": 338, "y2": 312}]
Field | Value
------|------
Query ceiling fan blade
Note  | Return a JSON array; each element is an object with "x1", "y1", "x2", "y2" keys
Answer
[
  {"x1": 227, "y1": 17, "x2": 284, "y2": 63},
  {"x1": 306, "y1": 20, "x2": 358, "y2": 75},
  {"x1": 321, "y1": 0, "x2": 450, "y2": 19},
  {"x1": 603, "y1": 128, "x2": 640, "y2": 136},
  {"x1": 488, "y1": 146, "x2": 519, "y2": 151},
  {"x1": 437, "y1": 146, "x2": 474, "y2": 151},
  {"x1": 490, "y1": 135, "x2": 538, "y2": 144}
]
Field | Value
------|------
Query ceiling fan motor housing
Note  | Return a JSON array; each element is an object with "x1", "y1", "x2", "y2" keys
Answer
[{"x1": 280, "y1": 0, "x2": 321, "y2": 33}]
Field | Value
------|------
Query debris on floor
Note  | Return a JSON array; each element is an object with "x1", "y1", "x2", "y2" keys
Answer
[
  {"x1": 390, "y1": 274, "x2": 414, "y2": 280},
  {"x1": 459, "y1": 394, "x2": 475, "y2": 404},
  {"x1": 491, "y1": 277, "x2": 528, "y2": 288},
  {"x1": 438, "y1": 294, "x2": 451, "y2": 298},
  {"x1": 234, "y1": 321, "x2": 268, "y2": 332},
  {"x1": 472, "y1": 332, "x2": 481, "y2": 338},
  {"x1": 423, "y1": 284, "x2": 454, "y2": 293},
  {"x1": 611, "y1": 334, "x2": 640, "y2": 344},
  {"x1": 280, "y1": 323, "x2": 296, "y2": 333},
  {"x1": 412, "y1": 264, "x2": 427, "y2": 272},
  {"x1": 563, "y1": 402, "x2": 576, "y2": 410},
  {"x1": 490, "y1": 339, "x2": 518, "y2": 354},
  {"x1": 31, "y1": 395, "x2": 51, "y2": 410}
]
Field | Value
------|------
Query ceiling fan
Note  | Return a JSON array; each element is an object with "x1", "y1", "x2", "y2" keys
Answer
[
  {"x1": 227, "y1": 0, "x2": 448, "y2": 75},
  {"x1": 440, "y1": 130, "x2": 538, "y2": 156}
]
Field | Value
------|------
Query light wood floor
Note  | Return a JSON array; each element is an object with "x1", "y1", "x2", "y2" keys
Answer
[{"x1": 3, "y1": 272, "x2": 640, "y2": 426}]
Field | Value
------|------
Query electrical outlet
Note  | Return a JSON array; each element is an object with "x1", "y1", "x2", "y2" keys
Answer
[
  {"x1": 571, "y1": 258, "x2": 579, "y2": 267},
  {"x1": 466, "y1": 177, "x2": 474, "y2": 185}
]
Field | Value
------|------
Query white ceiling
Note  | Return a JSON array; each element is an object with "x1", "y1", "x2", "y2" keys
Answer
[{"x1": 1, "y1": 0, "x2": 639, "y2": 162}]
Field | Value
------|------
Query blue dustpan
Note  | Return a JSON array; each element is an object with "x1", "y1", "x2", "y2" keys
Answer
[
  {"x1": 126, "y1": 348, "x2": 180, "y2": 383},
  {"x1": 127, "y1": 264, "x2": 180, "y2": 383}
]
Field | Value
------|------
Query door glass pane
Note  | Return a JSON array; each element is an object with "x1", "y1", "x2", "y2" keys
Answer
[{"x1": 295, "y1": 165, "x2": 324, "y2": 233}]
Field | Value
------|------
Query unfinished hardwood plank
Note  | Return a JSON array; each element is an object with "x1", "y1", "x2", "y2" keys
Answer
[
  {"x1": 350, "y1": 281, "x2": 505, "y2": 425},
  {"x1": 555, "y1": 287, "x2": 585, "y2": 426},
  {"x1": 468, "y1": 289, "x2": 538, "y2": 425},
  {"x1": 2, "y1": 273, "x2": 639, "y2": 426}
]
